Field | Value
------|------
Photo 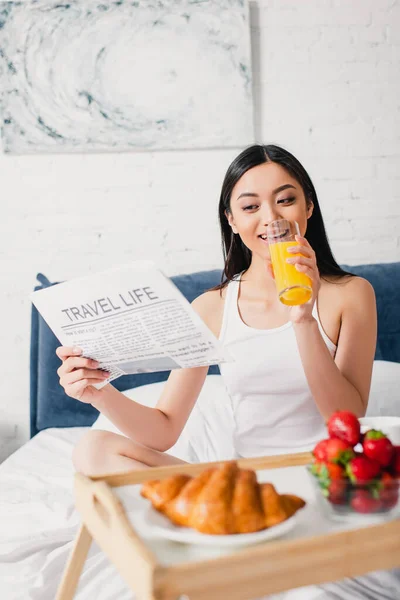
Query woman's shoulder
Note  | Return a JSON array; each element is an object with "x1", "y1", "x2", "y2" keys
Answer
[
  {"x1": 191, "y1": 287, "x2": 227, "y2": 337},
  {"x1": 322, "y1": 274, "x2": 376, "y2": 311},
  {"x1": 318, "y1": 275, "x2": 376, "y2": 346}
]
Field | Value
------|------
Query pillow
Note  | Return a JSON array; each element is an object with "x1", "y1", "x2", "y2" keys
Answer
[
  {"x1": 367, "y1": 360, "x2": 400, "y2": 418},
  {"x1": 91, "y1": 374, "x2": 235, "y2": 463}
]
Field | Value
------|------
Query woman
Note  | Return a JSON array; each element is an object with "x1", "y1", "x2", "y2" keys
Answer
[{"x1": 57, "y1": 144, "x2": 377, "y2": 476}]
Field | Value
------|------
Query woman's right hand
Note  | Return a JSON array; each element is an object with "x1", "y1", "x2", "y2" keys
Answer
[{"x1": 56, "y1": 346, "x2": 110, "y2": 404}]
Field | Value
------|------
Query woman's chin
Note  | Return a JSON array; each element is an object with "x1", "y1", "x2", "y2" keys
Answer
[{"x1": 251, "y1": 249, "x2": 271, "y2": 263}]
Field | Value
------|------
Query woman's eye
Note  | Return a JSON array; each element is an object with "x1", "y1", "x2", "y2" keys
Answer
[
  {"x1": 277, "y1": 196, "x2": 295, "y2": 204},
  {"x1": 243, "y1": 205, "x2": 258, "y2": 211}
]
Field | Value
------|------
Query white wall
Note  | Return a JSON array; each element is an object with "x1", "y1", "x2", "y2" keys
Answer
[{"x1": 1, "y1": 0, "x2": 400, "y2": 461}]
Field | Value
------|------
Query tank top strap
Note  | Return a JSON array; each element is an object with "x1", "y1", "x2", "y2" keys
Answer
[
  {"x1": 312, "y1": 299, "x2": 337, "y2": 353},
  {"x1": 219, "y1": 273, "x2": 242, "y2": 342}
]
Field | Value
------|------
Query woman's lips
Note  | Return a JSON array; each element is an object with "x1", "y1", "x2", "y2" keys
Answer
[
  {"x1": 268, "y1": 228, "x2": 290, "y2": 240},
  {"x1": 259, "y1": 229, "x2": 290, "y2": 242},
  {"x1": 258, "y1": 236, "x2": 269, "y2": 245}
]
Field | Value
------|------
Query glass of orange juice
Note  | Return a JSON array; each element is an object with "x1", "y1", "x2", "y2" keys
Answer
[{"x1": 267, "y1": 219, "x2": 312, "y2": 306}]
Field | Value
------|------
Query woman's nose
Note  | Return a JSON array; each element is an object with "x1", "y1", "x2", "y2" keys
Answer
[{"x1": 261, "y1": 204, "x2": 281, "y2": 226}]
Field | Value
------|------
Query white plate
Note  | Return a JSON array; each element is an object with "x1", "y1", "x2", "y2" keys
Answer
[{"x1": 145, "y1": 506, "x2": 300, "y2": 547}]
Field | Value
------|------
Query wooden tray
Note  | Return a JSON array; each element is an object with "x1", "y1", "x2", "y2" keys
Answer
[{"x1": 56, "y1": 452, "x2": 400, "y2": 600}]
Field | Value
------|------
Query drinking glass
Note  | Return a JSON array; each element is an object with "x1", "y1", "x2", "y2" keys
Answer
[{"x1": 266, "y1": 219, "x2": 312, "y2": 306}]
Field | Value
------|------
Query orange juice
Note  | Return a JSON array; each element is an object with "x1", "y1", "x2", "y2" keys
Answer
[{"x1": 269, "y1": 241, "x2": 312, "y2": 305}]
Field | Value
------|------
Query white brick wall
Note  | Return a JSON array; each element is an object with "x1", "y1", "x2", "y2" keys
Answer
[{"x1": 1, "y1": 0, "x2": 400, "y2": 460}]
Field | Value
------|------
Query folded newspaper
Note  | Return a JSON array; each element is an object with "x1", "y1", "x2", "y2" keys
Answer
[{"x1": 31, "y1": 261, "x2": 231, "y2": 387}]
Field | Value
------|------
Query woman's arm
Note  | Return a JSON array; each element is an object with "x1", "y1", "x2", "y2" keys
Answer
[
  {"x1": 91, "y1": 365, "x2": 209, "y2": 451},
  {"x1": 293, "y1": 277, "x2": 377, "y2": 420},
  {"x1": 57, "y1": 289, "x2": 223, "y2": 452},
  {"x1": 92, "y1": 290, "x2": 223, "y2": 450}
]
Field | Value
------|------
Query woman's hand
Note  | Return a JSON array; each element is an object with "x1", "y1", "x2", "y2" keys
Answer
[
  {"x1": 56, "y1": 346, "x2": 110, "y2": 403},
  {"x1": 285, "y1": 235, "x2": 321, "y2": 322},
  {"x1": 268, "y1": 235, "x2": 320, "y2": 323}
]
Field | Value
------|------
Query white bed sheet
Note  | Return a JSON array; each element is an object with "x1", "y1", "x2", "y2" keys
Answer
[{"x1": 0, "y1": 427, "x2": 133, "y2": 600}]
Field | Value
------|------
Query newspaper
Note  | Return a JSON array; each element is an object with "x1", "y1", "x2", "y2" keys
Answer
[{"x1": 30, "y1": 261, "x2": 231, "y2": 387}]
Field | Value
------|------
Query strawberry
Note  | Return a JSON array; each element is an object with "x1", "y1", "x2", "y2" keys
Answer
[
  {"x1": 380, "y1": 471, "x2": 395, "y2": 485},
  {"x1": 327, "y1": 410, "x2": 361, "y2": 446},
  {"x1": 377, "y1": 472, "x2": 399, "y2": 509},
  {"x1": 351, "y1": 489, "x2": 382, "y2": 514},
  {"x1": 324, "y1": 438, "x2": 354, "y2": 466},
  {"x1": 326, "y1": 479, "x2": 347, "y2": 505},
  {"x1": 382, "y1": 490, "x2": 399, "y2": 510},
  {"x1": 391, "y1": 446, "x2": 400, "y2": 476},
  {"x1": 311, "y1": 460, "x2": 345, "y2": 484},
  {"x1": 346, "y1": 456, "x2": 381, "y2": 484},
  {"x1": 362, "y1": 430, "x2": 394, "y2": 467},
  {"x1": 313, "y1": 439, "x2": 330, "y2": 462}
]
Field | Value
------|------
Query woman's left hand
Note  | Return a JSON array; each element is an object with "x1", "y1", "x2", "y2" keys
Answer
[{"x1": 285, "y1": 235, "x2": 321, "y2": 323}]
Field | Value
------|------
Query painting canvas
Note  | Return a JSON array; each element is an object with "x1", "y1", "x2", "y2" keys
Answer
[{"x1": 0, "y1": 0, "x2": 254, "y2": 154}]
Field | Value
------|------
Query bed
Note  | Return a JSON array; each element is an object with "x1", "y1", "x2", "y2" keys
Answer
[{"x1": 1, "y1": 264, "x2": 400, "y2": 600}]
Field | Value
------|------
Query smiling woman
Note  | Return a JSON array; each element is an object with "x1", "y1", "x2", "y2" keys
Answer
[
  {"x1": 58, "y1": 142, "x2": 378, "y2": 479},
  {"x1": 53, "y1": 143, "x2": 385, "y2": 598}
]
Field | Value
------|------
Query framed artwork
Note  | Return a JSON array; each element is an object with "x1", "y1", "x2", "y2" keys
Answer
[{"x1": 0, "y1": 0, "x2": 254, "y2": 154}]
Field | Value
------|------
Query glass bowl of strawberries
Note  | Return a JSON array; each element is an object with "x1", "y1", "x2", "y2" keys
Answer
[{"x1": 308, "y1": 410, "x2": 400, "y2": 520}]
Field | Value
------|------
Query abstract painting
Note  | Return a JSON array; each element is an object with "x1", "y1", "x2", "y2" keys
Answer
[{"x1": 0, "y1": 0, "x2": 254, "y2": 154}]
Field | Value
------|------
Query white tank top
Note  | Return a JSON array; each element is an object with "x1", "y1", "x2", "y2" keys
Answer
[{"x1": 218, "y1": 273, "x2": 337, "y2": 457}]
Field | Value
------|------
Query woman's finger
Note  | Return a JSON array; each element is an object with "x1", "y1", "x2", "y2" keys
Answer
[
  {"x1": 295, "y1": 235, "x2": 313, "y2": 248},
  {"x1": 57, "y1": 356, "x2": 99, "y2": 377},
  {"x1": 56, "y1": 346, "x2": 83, "y2": 360},
  {"x1": 63, "y1": 368, "x2": 109, "y2": 386},
  {"x1": 287, "y1": 244, "x2": 313, "y2": 257},
  {"x1": 294, "y1": 263, "x2": 318, "y2": 279},
  {"x1": 295, "y1": 236, "x2": 316, "y2": 256},
  {"x1": 286, "y1": 256, "x2": 314, "y2": 268}
]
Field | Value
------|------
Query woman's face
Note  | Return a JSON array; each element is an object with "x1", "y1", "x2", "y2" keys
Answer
[{"x1": 227, "y1": 161, "x2": 313, "y2": 260}]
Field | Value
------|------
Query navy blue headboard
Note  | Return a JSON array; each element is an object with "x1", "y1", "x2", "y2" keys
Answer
[{"x1": 30, "y1": 263, "x2": 400, "y2": 437}]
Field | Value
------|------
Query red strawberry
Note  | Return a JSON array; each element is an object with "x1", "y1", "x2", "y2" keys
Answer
[
  {"x1": 380, "y1": 471, "x2": 395, "y2": 485},
  {"x1": 346, "y1": 456, "x2": 381, "y2": 484},
  {"x1": 391, "y1": 446, "x2": 400, "y2": 476},
  {"x1": 351, "y1": 489, "x2": 382, "y2": 514},
  {"x1": 362, "y1": 430, "x2": 394, "y2": 467},
  {"x1": 325, "y1": 438, "x2": 354, "y2": 465},
  {"x1": 313, "y1": 439, "x2": 330, "y2": 462},
  {"x1": 377, "y1": 472, "x2": 399, "y2": 509},
  {"x1": 327, "y1": 411, "x2": 360, "y2": 446},
  {"x1": 382, "y1": 490, "x2": 399, "y2": 510},
  {"x1": 327, "y1": 479, "x2": 347, "y2": 505}
]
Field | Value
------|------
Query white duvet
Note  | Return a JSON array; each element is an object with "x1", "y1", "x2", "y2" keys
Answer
[
  {"x1": 1, "y1": 366, "x2": 400, "y2": 600},
  {"x1": 0, "y1": 427, "x2": 134, "y2": 600}
]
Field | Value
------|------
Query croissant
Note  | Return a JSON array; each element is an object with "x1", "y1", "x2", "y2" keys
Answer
[{"x1": 141, "y1": 461, "x2": 305, "y2": 535}]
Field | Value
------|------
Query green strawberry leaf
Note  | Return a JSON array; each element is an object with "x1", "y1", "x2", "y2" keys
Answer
[
  {"x1": 346, "y1": 463, "x2": 356, "y2": 483},
  {"x1": 365, "y1": 429, "x2": 387, "y2": 440},
  {"x1": 338, "y1": 449, "x2": 354, "y2": 466},
  {"x1": 317, "y1": 464, "x2": 332, "y2": 488},
  {"x1": 368, "y1": 480, "x2": 381, "y2": 499}
]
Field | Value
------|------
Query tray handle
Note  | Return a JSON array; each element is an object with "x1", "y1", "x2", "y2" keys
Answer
[
  {"x1": 75, "y1": 473, "x2": 123, "y2": 535},
  {"x1": 74, "y1": 473, "x2": 161, "y2": 599},
  {"x1": 91, "y1": 480, "x2": 122, "y2": 531}
]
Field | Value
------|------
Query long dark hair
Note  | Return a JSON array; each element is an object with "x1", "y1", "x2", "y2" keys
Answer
[{"x1": 217, "y1": 144, "x2": 353, "y2": 288}]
